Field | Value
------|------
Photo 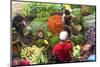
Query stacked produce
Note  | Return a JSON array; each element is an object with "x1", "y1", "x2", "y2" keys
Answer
[
  {"x1": 48, "y1": 15, "x2": 64, "y2": 35},
  {"x1": 35, "y1": 39, "x2": 48, "y2": 47},
  {"x1": 22, "y1": 3, "x2": 37, "y2": 21},
  {"x1": 20, "y1": 46, "x2": 48, "y2": 64},
  {"x1": 72, "y1": 8, "x2": 81, "y2": 24},
  {"x1": 72, "y1": 8, "x2": 81, "y2": 16},
  {"x1": 84, "y1": 22, "x2": 96, "y2": 45},
  {"x1": 12, "y1": 2, "x2": 96, "y2": 65},
  {"x1": 82, "y1": 13, "x2": 95, "y2": 29},
  {"x1": 73, "y1": 45, "x2": 81, "y2": 58},
  {"x1": 72, "y1": 34, "x2": 85, "y2": 45},
  {"x1": 31, "y1": 21, "x2": 48, "y2": 33},
  {"x1": 82, "y1": 13, "x2": 96, "y2": 45},
  {"x1": 72, "y1": 34, "x2": 85, "y2": 58}
]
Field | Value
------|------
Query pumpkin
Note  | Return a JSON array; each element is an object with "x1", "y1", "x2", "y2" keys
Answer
[{"x1": 48, "y1": 15, "x2": 64, "y2": 35}]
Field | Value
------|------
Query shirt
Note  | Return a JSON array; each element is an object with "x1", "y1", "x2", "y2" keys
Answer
[
  {"x1": 52, "y1": 40, "x2": 73, "y2": 62},
  {"x1": 87, "y1": 54, "x2": 96, "y2": 61}
]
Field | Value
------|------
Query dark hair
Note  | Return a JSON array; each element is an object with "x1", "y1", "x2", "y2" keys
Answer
[
  {"x1": 37, "y1": 30, "x2": 44, "y2": 33},
  {"x1": 12, "y1": 15, "x2": 26, "y2": 37},
  {"x1": 65, "y1": 9, "x2": 70, "y2": 15},
  {"x1": 12, "y1": 15, "x2": 24, "y2": 23},
  {"x1": 36, "y1": 30, "x2": 45, "y2": 38},
  {"x1": 89, "y1": 45, "x2": 96, "y2": 53}
]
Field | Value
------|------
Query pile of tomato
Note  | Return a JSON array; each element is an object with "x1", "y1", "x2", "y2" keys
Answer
[{"x1": 48, "y1": 15, "x2": 64, "y2": 35}]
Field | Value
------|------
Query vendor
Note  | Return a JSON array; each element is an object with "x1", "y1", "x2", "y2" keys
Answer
[
  {"x1": 12, "y1": 15, "x2": 27, "y2": 38},
  {"x1": 63, "y1": 8, "x2": 80, "y2": 35},
  {"x1": 80, "y1": 41, "x2": 93, "y2": 61},
  {"x1": 52, "y1": 31, "x2": 73, "y2": 63},
  {"x1": 35, "y1": 30, "x2": 49, "y2": 47},
  {"x1": 87, "y1": 45, "x2": 96, "y2": 61},
  {"x1": 63, "y1": 9, "x2": 76, "y2": 36}
]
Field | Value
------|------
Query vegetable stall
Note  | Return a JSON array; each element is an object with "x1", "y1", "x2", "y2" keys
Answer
[{"x1": 12, "y1": 1, "x2": 96, "y2": 65}]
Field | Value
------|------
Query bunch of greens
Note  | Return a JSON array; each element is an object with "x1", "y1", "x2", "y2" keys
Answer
[
  {"x1": 22, "y1": 3, "x2": 37, "y2": 18},
  {"x1": 82, "y1": 13, "x2": 95, "y2": 29},
  {"x1": 30, "y1": 21, "x2": 48, "y2": 33},
  {"x1": 72, "y1": 34, "x2": 85, "y2": 45},
  {"x1": 49, "y1": 36, "x2": 60, "y2": 47},
  {"x1": 22, "y1": 2, "x2": 63, "y2": 22}
]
